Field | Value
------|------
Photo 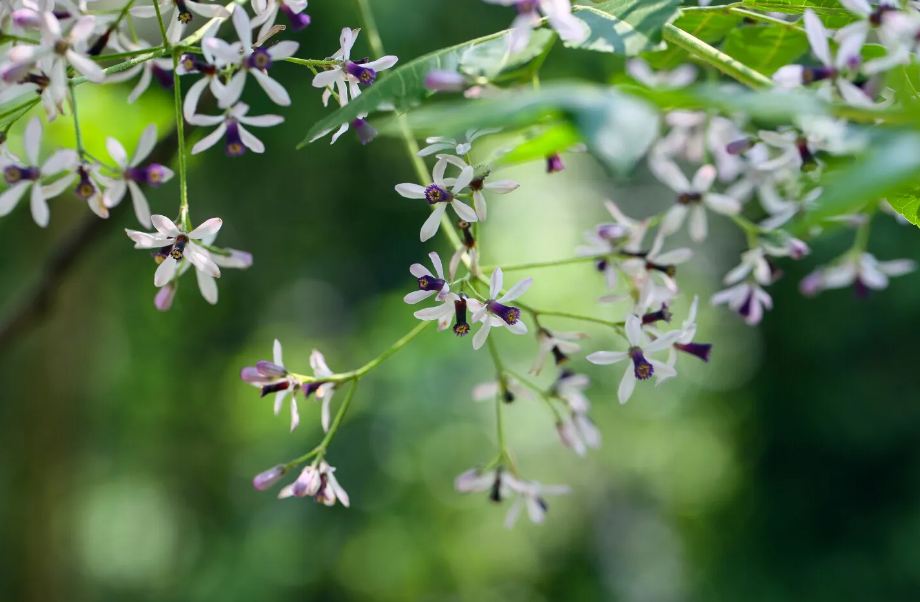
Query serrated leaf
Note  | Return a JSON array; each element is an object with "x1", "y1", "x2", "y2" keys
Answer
[
  {"x1": 722, "y1": 24, "x2": 809, "y2": 75},
  {"x1": 297, "y1": 29, "x2": 555, "y2": 148},
  {"x1": 803, "y1": 130, "x2": 920, "y2": 226},
  {"x1": 398, "y1": 83, "x2": 660, "y2": 174},
  {"x1": 889, "y1": 193, "x2": 920, "y2": 228},
  {"x1": 643, "y1": 5, "x2": 743, "y2": 69},
  {"x1": 568, "y1": 0, "x2": 681, "y2": 55},
  {"x1": 741, "y1": 0, "x2": 859, "y2": 28}
]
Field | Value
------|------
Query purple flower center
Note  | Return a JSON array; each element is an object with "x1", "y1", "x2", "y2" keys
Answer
[
  {"x1": 515, "y1": 0, "x2": 538, "y2": 14},
  {"x1": 628, "y1": 347, "x2": 654, "y2": 380},
  {"x1": 245, "y1": 47, "x2": 272, "y2": 71},
  {"x1": 3, "y1": 165, "x2": 39, "y2": 184},
  {"x1": 125, "y1": 164, "x2": 167, "y2": 187},
  {"x1": 170, "y1": 234, "x2": 189, "y2": 260},
  {"x1": 179, "y1": 54, "x2": 215, "y2": 77},
  {"x1": 802, "y1": 66, "x2": 836, "y2": 85},
  {"x1": 675, "y1": 342, "x2": 712, "y2": 362},
  {"x1": 417, "y1": 275, "x2": 446, "y2": 292},
  {"x1": 453, "y1": 297, "x2": 470, "y2": 337},
  {"x1": 424, "y1": 184, "x2": 452, "y2": 205},
  {"x1": 152, "y1": 64, "x2": 176, "y2": 89},
  {"x1": 677, "y1": 192, "x2": 702, "y2": 205},
  {"x1": 641, "y1": 305, "x2": 673, "y2": 325},
  {"x1": 302, "y1": 382, "x2": 327, "y2": 398},
  {"x1": 280, "y1": 5, "x2": 311, "y2": 30},
  {"x1": 646, "y1": 261, "x2": 677, "y2": 278},
  {"x1": 854, "y1": 277, "x2": 871, "y2": 299},
  {"x1": 345, "y1": 61, "x2": 376, "y2": 85},
  {"x1": 551, "y1": 345, "x2": 569, "y2": 365},
  {"x1": 74, "y1": 168, "x2": 96, "y2": 200},
  {"x1": 260, "y1": 380, "x2": 291, "y2": 397},
  {"x1": 597, "y1": 223, "x2": 628, "y2": 240},
  {"x1": 738, "y1": 291, "x2": 755, "y2": 319},
  {"x1": 53, "y1": 39, "x2": 69, "y2": 56},
  {"x1": 351, "y1": 119, "x2": 377, "y2": 145},
  {"x1": 488, "y1": 301, "x2": 521, "y2": 326},
  {"x1": 796, "y1": 138, "x2": 818, "y2": 172},
  {"x1": 175, "y1": 0, "x2": 192, "y2": 23},
  {"x1": 225, "y1": 121, "x2": 245, "y2": 157},
  {"x1": 869, "y1": 5, "x2": 895, "y2": 27},
  {"x1": 546, "y1": 153, "x2": 565, "y2": 173}
]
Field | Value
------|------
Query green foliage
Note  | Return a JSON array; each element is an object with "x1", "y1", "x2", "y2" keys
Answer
[
  {"x1": 722, "y1": 23, "x2": 809, "y2": 75},
  {"x1": 491, "y1": 124, "x2": 582, "y2": 168},
  {"x1": 399, "y1": 83, "x2": 660, "y2": 173},
  {"x1": 741, "y1": 0, "x2": 859, "y2": 28},
  {"x1": 889, "y1": 193, "x2": 920, "y2": 228},
  {"x1": 297, "y1": 29, "x2": 556, "y2": 148},
  {"x1": 643, "y1": 6, "x2": 743, "y2": 69},
  {"x1": 568, "y1": 0, "x2": 681, "y2": 55}
]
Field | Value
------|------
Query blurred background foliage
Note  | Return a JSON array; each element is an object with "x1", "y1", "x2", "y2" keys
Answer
[{"x1": 1, "y1": 1, "x2": 920, "y2": 601}]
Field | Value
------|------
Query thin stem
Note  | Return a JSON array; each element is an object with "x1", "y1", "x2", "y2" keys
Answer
[
  {"x1": 728, "y1": 7, "x2": 804, "y2": 29},
  {"x1": 152, "y1": 0, "x2": 169, "y2": 46},
  {"x1": 662, "y1": 23, "x2": 775, "y2": 89},
  {"x1": 486, "y1": 337, "x2": 507, "y2": 458},
  {"x1": 504, "y1": 367, "x2": 563, "y2": 422},
  {"x1": 532, "y1": 309, "x2": 626, "y2": 332},
  {"x1": 0, "y1": 34, "x2": 39, "y2": 45},
  {"x1": 171, "y1": 49, "x2": 190, "y2": 229},
  {"x1": 92, "y1": 47, "x2": 163, "y2": 62},
  {"x1": 0, "y1": 97, "x2": 40, "y2": 123},
  {"x1": 316, "y1": 379, "x2": 360, "y2": 453},
  {"x1": 69, "y1": 81, "x2": 86, "y2": 158},
  {"x1": 483, "y1": 255, "x2": 604, "y2": 272},
  {"x1": 284, "y1": 57, "x2": 339, "y2": 68}
]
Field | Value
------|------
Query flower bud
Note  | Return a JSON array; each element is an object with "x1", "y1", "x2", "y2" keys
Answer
[
  {"x1": 546, "y1": 153, "x2": 565, "y2": 173},
  {"x1": 786, "y1": 237, "x2": 810, "y2": 260},
  {"x1": 799, "y1": 271, "x2": 824, "y2": 297},
  {"x1": 253, "y1": 465, "x2": 287, "y2": 491},
  {"x1": 291, "y1": 466, "x2": 321, "y2": 497},
  {"x1": 726, "y1": 138, "x2": 753, "y2": 155},
  {"x1": 154, "y1": 283, "x2": 176, "y2": 311}
]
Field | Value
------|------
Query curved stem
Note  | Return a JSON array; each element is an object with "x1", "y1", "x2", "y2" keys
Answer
[
  {"x1": 662, "y1": 23, "x2": 775, "y2": 90},
  {"x1": 482, "y1": 255, "x2": 604, "y2": 273},
  {"x1": 486, "y1": 337, "x2": 508, "y2": 460},
  {"x1": 532, "y1": 309, "x2": 626, "y2": 332},
  {"x1": 171, "y1": 49, "x2": 191, "y2": 229}
]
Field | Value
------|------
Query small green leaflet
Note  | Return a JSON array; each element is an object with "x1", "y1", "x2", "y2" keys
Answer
[
  {"x1": 889, "y1": 193, "x2": 920, "y2": 228},
  {"x1": 399, "y1": 83, "x2": 660, "y2": 174},
  {"x1": 643, "y1": 5, "x2": 743, "y2": 69},
  {"x1": 297, "y1": 29, "x2": 555, "y2": 149},
  {"x1": 722, "y1": 24, "x2": 809, "y2": 75},
  {"x1": 740, "y1": 0, "x2": 859, "y2": 28},
  {"x1": 568, "y1": 0, "x2": 681, "y2": 55}
]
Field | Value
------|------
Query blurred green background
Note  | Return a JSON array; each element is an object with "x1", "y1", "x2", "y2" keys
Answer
[{"x1": 2, "y1": 1, "x2": 920, "y2": 601}]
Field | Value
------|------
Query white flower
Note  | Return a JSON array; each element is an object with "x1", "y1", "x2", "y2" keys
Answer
[
  {"x1": 251, "y1": 0, "x2": 310, "y2": 42},
  {"x1": 651, "y1": 160, "x2": 741, "y2": 242},
  {"x1": 279, "y1": 461, "x2": 349, "y2": 507},
  {"x1": 394, "y1": 156, "x2": 479, "y2": 242},
  {"x1": 167, "y1": 229, "x2": 252, "y2": 308},
  {"x1": 0, "y1": 116, "x2": 78, "y2": 227},
  {"x1": 576, "y1": 200, "x2": 646, "y2": 291},
  {"x1": 587, "y1": 315, "x2": 680, "y2": 403},
  {"x1": 102, "y1": 35, "x2": 177, "y2": 105},
  {"x1": 4, "y1": 13, "x2": 104, "y2": 86},
  {"x1": 758, "y1": 184, "x2": 823, "y2": 230},
  {"x1": 175, "y1": 46, "x2": 235, "y2": 121},
  {"x1": 723, "y1": 248, "x2": 774, "y2": 287},
  {"x1": 311, "y1": 27, "x2": 398, "y2": 105},
  {"x1": 482, "y1": 0, "x2": 588, "y2": 53},
  {"x1": 757, "y1": 118, "x2": 863, "y2": 173},
  {"x1": 204, "y1": 8, "x2": 299, "y2": 107},
  {"x1": 835, "y1": 0, "x2": 904, "y2": 74},
  {"x1": 652, "y1": 110, "x2": 706, "y2": 162},
  {"x1": 531, "y1": 329, "x2": 587, "y2": 375},
  {"x1": 471, "y1": 268, "x2": 532, "y2": 350},
  {"x1": 404, "y1": 252, "x2": 451, "y2": 304},
  {"x1": 620, "y1": 230, "x2": 692, "y2": 294},
  {"x1": 416, "y1": 128, "x2": 501, "y2": 157},
  {"x1": 626, "y1": 58, "x2": 696, "y2": 89},
  {"x1": 131, "y1": 0, "x2": 230, "y2": 44},
  {"x1": 471, "y1": 377, "x2": 533, "y2": 402},
  {"x1": 189, "y1": 102, "x2": 283, "y2": 156},
  {"x1": 448, "y1": 221, "x2": 478, "y2": 280},
  {"x1": 240, "y1": 339, "x2": 303, "y2": 431},
  {"x1": 125, "y1": 214, "x2": 222, "y2": 287},
  {"x1": 304, "y1": 349, "x2": 338, "y2": 433},
  {"x1": 818, "y1": 253, "x2": 916, "y2": 296},
  {"x1": 651, "y1": 296, "x2": 712, "y2": 385},
  {"x1": 97, "y1": 124, "x2": 173, "y2": 228},
  {"x1": 556, "y1": 412, "x2": 601, "y2": 457},
  {"x1": 454, "y1": 468, "x2": 570, "y2": 528},
  {"x1": 711, "y1": 281, "x2": 773, "y2": 326},
  {"x1": 0, "y1": 69, "x2": 65, "y2": 122},
  {"x1": 438, "y1": 154, "x2": 519, "y2": 221},
  {"x1": 772, "y1": 9, "x2": 871, "y2": 106}
]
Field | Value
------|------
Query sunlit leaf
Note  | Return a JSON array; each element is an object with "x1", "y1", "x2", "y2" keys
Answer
[
  {"x1": 741, "y1": 0, "x2": 859, "y2": 28},
  {"x1": 569, "y1": 0, "x2": 681, "y2": 55},
  {"x1": 722, "y1": 23, "x2": 809, "y2": 75},
  {"x1": 889, "y1": 193, "x2": 920, "y2": 228},
  {"x1": 491, "y1": 124, "x2": 581, "y2": 168},
  {"x1": 398, "y1": 83, "x2": 660, "y2": 173},
  {"x1": 298, "y1": 29, "x2": 555, "y2": 149},
  {"x1": 643, "y1": 5, "x2": 744, "y2": 69}
]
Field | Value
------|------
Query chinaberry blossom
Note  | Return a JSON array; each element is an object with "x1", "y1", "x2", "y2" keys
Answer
[
  {"x1": 803, "y1": 253, "x2": 916, "y2": 298},
  {"x1": 653, "y1": 296, "x2": 711, "y2": 385},
  {"x1": 835, "y1": 0, "x2": 904, "y2": 74},
  {"x1": 414, "y1": 291, "x2": 481, "y2": 334},
  {"x1": 190, "y1": 103, "x2": 283, "y2": 156},
  {"x1": 620, "y1": 230, "x2": 693, "y2": 295},
  {"x1": 472, "y1": 377, "x2": 533, "y2": 403},
  {"x1": 0, "y1": 117, "x2": 78, "y2": 227},
  {"x1": 651, "y1": 160, "x2": 741, "y2": 242},
  {"x1": 531, "y1": 329, "x2": 587, "y2": 375},
  {"x1": 98, "y1": 124, "x2": 173, "y2": 228},
  {"x1": 176, "y1": 51, "x2": 232, "y2": 121},
  {"x1": 131, "y1": 0, "x2": 230, "y2": 44},
  {"x1": 125, "y1": 215, "x2": 221, "y2": 287},
  {"x1": 304, "y1": 349, "x2": 338, "y2": 433},
  {"x1": 773, "y1": 9, "x2": 871, "y2": 106},
  {"x1": 240, "y1": 339, "x2": 303, "y2": 431},
  {"x1": 454, "y1": 467, "x2": 570, "y2": 528},
  {"x1": 448, "y1": 220, "x2": 477, "y2": 280},
  {"x1": 278, "y1": 461, "x2": 349, "y2": 507},
  {"x1": 416, "y1": 129, "x2": 501, "y2": 157},
  {"x1": 4, "y1": 13, "x2": 104, "y2": 86},
  {"x1": 311, "y1": 27, "x2": 397, "y2": 105},
  {"x1": 626, "y1": 58, "x2": 696, "y2": 89},
  {"x1": 252, "y1": 0, "x2": 310, "y2": 41},
  {"x1": 586, "y1": 314, "x2": 681, "y2": 404},
  {"x1": 471, "y1": 268, "x2": 532, "y2": 350},
  {"x1": 395, "y1": 156, "x2": 479, "y2": 241},
  {"x1": 482, "y1": 0, "x2": 588, "y2": 53},
  {"x1": 439, "y1": 154, "x2": 519, "y2": 221},
  {"x1": 711, "y1": 281, "x2": 773, "y2": 326},
  {"x1": 552, "y1": 371, "x2": 601, "y2": 457},
  {"x1": 404, "y1": 252, "x2": 450, "y2": 304},
  {"x1": 205, "y1": 8, "x2": 299, "y2": 107}
]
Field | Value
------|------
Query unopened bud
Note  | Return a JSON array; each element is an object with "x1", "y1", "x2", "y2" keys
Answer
[{"x1": 253, "y1": 465, "x2": 287, "y2": 491}]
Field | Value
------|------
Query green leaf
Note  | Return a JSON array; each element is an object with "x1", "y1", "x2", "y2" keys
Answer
[
  {"x1": 803, "y1": 130, "x2": 920, "y2": 226},
  {"x1": 722, "y1": 23, "x2": 809, "y2": 75},
  {"x1": 889, "y1": 193, "x2": 920, "y2": 228},
  {"x1": 568, "y1": 0, "x2": 681, "y2": 55},
  {"x1": 397, "y1": 83, "x2": 660, "y2": 174},
  {"x1": 297, "y1": 29, "x2": 555, "y2": 149},
  {"x1": 643, "y1": 5, "x2": 744, "y2": 69},
  {"x1": 740, "y1": 0, "x2": 859, "y2": 28},
  {"x1": 491, "y1": 124, "x2": 582, "y2": 168}
]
